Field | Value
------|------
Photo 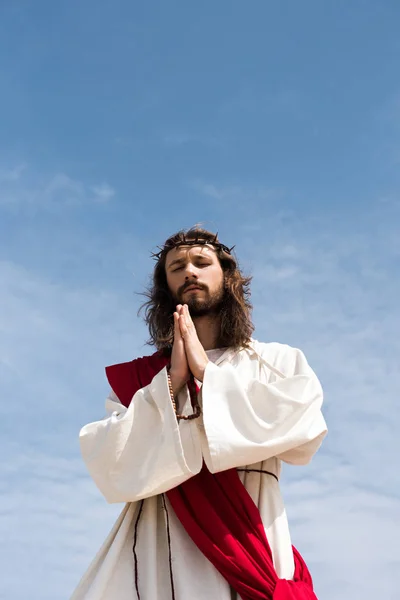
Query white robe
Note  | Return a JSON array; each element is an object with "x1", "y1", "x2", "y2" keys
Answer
[{"x1": 71, "y1": 340, "x2": 327, "y2": 600}]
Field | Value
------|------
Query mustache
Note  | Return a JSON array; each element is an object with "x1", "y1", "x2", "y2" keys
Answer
[{"x1": 177, "y1": 281, "x2": 208, "y2": 295}]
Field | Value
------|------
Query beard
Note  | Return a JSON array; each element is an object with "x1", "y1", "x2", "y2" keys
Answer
[{"x1": 174, "y1": 283, "x2": 225, "y2": 317}]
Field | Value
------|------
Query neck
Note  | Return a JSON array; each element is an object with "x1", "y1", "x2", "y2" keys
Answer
[{"x1": 192, "y1": 314, "x2": 220, "y2": 351}]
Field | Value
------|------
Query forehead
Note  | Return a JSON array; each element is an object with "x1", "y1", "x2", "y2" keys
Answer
[{"x1": 165, "y1": 244, "x2": 217, "y2": 268}]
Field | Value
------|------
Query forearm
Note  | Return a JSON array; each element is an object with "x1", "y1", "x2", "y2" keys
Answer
[
  {"x1": 168, "y1": 368, "x2": 188, "y2": 398},
  {"x1": 200, "y1": 361, "x2": 327, "y2": 473},
  {"x1": 79, "y1": 368, "x2": 203, "y2": 503}
]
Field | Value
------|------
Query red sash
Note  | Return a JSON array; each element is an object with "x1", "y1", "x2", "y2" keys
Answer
[{"x1": 106, "y1": 352, "x2": 318, "y2": 600}]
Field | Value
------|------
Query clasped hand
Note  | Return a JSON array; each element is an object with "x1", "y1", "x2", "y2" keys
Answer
[{"x1": 169, "y1": 304, "x2": 209, "y2": 397}]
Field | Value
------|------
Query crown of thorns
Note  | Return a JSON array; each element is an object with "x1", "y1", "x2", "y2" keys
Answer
[{"x1": 151, "y1": 233, "x2": 235, "y2": 261}]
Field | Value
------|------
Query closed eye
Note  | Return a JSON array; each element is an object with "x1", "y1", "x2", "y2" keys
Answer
[
  {"x1": 171, "y1": 262, "x2": 211, "y2": 272},
  {"x1": 196, "y1": 262, "x2": 211, "y2": 268}
]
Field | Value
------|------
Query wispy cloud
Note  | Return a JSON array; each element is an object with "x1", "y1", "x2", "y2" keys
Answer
[
  {"x1": 282, "y1": 477, "x2": 398, "y2": 599},
  {"x1": 0, "y1": 448, "x2": 122, "y2": 600},
  {"x1": 2, "y1": 2, "x2": 399, "y2": 598},
  {"x1": 233, "y1": 202, "x2": 400, "y2": 597},
  {"x1": 0, "y1": 165, "x2": 116, "y2": 211},
  {"x1": 0, "y1": 250, "x2": 147, "y2": 599},
  {"x1": 90, "y1": 182, "x2": 116, "y2": 203},
  {"x1": 189, "y1": 178, "x2": 279, "y2": 204},
  {"x1": 0, "y1": 163, "x2": 26, "y2": 182},
  {"x1": 2, "y1": 192, "x2": 399, "y2": 599}
]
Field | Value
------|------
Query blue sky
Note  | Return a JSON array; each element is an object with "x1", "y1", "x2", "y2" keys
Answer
[{"x1": 1, "y1": 1, "x2": 399, "y2": 598}]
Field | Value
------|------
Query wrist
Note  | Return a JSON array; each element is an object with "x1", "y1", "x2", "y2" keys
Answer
[
  {"x1": 194, "y1": 358, "x2": 209, "y2": 382},
  {"x1": 168, "y1": 368, "x2": 187, "y2": 397}
]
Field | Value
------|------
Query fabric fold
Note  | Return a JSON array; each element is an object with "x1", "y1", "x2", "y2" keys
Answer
[{"x1": 105, "y1": 351, "x2": 319, "y2": 600}]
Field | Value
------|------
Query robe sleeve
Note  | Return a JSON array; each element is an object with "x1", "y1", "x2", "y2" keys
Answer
[
  {"x1": 201, "y1": 345, "x2": 327, "y2": 473},
  {"x1": 79, "y1": 367, "x2": 203, "y2": 503}
]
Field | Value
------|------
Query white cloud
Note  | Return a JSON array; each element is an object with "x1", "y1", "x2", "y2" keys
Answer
[
  {"x1": 1, "y1": 188, "x2": 399, "y2": 599},
  {"x1": 0, "y1": 163, "x2": 26, "y2": 182},
  {"x1": 0, "y1": 258, "x2": 145, "y2": 599},
  {"x1": 0, "y1": 164, "x2": 115, "y2": 211},
  {"x1": 43, "y1": 173, "x2": 85, "y2": 205},
  {"x1": 282, "y1": 478, "x2": 399, "y2": 598},
  {"x1": 190, "y1": 180, "x2": 239, "y2": 200},
  {"x1": 223, "y1": 197, "x2": 399, "y2": 598},
  {"x1": 189, "y1": 178, "x2": 278, "y2": 204},
  {"x1": 91, "y1": 182, "x2": 116, "y2": 203},
  {"x1": 0, "y1": 448, "x2": 122, "y2": 600}
]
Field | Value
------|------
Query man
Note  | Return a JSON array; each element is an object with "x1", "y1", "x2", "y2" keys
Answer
[{"x1": 71, "y1": 227, "x2": 327, "y2": 600}]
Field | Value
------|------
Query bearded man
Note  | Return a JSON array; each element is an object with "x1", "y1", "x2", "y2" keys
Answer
[{"x1": 71, "y1": 227, "x2": 327, "y2": 600}]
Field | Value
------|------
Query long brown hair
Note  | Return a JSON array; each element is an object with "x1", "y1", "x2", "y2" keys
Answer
[{"x1": 140, "y1": 227, "x2": 254, "y2": 351}]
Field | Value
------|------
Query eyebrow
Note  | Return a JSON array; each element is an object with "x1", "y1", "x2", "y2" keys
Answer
[{"x1": 167, "y1": 253, "x2": 213, "y2": 270}]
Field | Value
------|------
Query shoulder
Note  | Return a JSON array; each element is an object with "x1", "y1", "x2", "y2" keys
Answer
[
  {"x1": 105, "y1": 350, "x2": 169, "y2": 406},
  {"x1": 247, "y1": 339, "x2": 310, "y2": 378},
  {"x1": 249, "y1": 338, "x2": 302, "y2": 361},
  {"x1": 106, "y1": 350, "x2": 166, "y2": 372}
]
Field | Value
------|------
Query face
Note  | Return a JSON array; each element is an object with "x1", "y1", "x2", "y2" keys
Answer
[{"x1": 165, "y1": 245, "x2": 224, "y2": 316}]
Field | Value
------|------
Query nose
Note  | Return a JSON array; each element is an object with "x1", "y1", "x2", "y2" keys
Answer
[{"x1": 184, "y1": 263, "x2": 198, "y2": 280}]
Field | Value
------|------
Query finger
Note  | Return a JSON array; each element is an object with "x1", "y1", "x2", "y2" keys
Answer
[
  {"x1": 173, "y1": 312, "x2": 182, "y2": 339},
  {"x1": 184, "y1": 304, "x2": 194, "y2": 326},
  {"x1": 183, "y1": 305, "x2": 197, "y2": 333},
  {"x1": 177, "y1": 304, "x2": 187, "y2": 327},
  {"x1": 174, "y1": 311, "x2": 181, "y2": 328},
  {"x1": 177, "y1": 305, "x2": 186, "y2": 325},
  {"x1": 179, "y1": 314, "x2": 188, "y2": 338}
]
